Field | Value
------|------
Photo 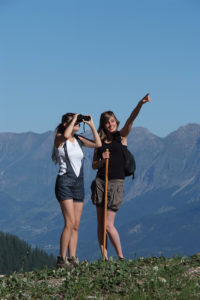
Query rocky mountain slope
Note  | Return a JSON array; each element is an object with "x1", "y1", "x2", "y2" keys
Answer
[{"x1": 0, "y1": 123, "x2": 199, "y2": 259}]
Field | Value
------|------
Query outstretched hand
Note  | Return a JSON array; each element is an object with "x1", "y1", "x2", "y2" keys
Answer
[
  {"x1": 120, "y1": 93, "x2": 150, "y2": 138},
  {"x1": 141, "y1": 93, "x2": 150, "y2": 104}
]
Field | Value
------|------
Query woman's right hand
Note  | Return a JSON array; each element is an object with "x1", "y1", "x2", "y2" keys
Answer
[
  {"x1": 102, "y1": 150, "x2": 110, "y2": 160},
  {"x1": 140, "y1": 93, "x2": 150, "y2": 104}
]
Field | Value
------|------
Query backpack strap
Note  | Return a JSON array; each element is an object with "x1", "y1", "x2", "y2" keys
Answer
[{"x1": 74, "y1": 134, "x2": 83, "y2": 149}]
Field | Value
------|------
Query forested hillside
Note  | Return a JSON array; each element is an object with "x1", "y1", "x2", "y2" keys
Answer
[{"x1": 0, "y1": 232, "x2": 56, "y2": 275}]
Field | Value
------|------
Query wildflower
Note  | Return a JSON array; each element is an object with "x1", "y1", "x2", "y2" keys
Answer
[{"x1": 158, "y1": 277, "x2": 167, "y2": 283}]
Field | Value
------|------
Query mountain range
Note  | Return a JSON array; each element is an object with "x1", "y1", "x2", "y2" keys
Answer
[{"x1": 0, "y1": 123, "x2": 200, "y2": 260}]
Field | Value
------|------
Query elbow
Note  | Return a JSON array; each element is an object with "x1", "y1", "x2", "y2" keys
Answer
[
  {"x1": 63, "y1": 133, "x2": 70, "y2": 140},
  {"x1": 95, "y1": 141, "x2": 102, "y2": 148},
  {"x1": 95, "y1": 139, "x2": 102, "y2": 148}
]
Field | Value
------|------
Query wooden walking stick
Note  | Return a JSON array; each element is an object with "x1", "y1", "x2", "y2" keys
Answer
[{"x1": 103, "y1": 149, "x2": 109, "y2": 261}]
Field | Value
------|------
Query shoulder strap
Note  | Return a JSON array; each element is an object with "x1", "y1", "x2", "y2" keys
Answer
[
  {"x1": 63, "y1": 141, "x2": 69, "y2": 162},
  {"x1": 74, "y1": 134, "x2": 83, "y2": 148}
]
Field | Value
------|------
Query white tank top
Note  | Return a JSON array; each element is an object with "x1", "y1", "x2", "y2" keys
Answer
[{"x1": 55, "y1": 138, "x2": 84, "y2": 176}]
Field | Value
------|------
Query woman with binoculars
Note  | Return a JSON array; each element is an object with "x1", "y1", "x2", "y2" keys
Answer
[{"x1": 52, "y1": 113, "x2": 101, "y2": 268}]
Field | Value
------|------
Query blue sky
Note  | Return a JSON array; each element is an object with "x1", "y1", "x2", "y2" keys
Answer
[{"x1": 0, "y1": 0, "x2": 199, "y2": 137}]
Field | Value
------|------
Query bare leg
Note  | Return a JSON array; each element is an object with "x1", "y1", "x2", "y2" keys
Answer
[
  {"x1": 68, "y1": 201, "x2": 83, "y2": 257},
  {"x1": 96, "y1": 206, "x2": 108, "y2": 259},
  {"x1": 106, "y1": 210, "x2": 124, "y2": 258},
  {"x1": 59, "y1": 199, "x2": 75, "y2": 257}
]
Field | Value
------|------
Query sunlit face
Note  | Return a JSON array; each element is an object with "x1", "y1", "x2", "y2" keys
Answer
[
  {"x1": 73, "y1": 122, "x2": 80, "y2": 132},
  {"x1": 104, "y1": 116, "x2": 118, "y2": 133}
]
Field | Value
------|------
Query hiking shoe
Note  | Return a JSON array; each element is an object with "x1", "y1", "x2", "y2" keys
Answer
[
  {"x1": 56, "y1": 256, "x2": 71, "y2": 269},
  {"x1": 118, "y1": 256, "x2": 125, "y2": 261},
  {"x1": 68, "y1": 256, "x2": 79, "y2": 266}
]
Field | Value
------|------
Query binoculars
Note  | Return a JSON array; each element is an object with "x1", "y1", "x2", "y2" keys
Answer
[{"x1": 77, "y1": 114, "x2": 91, "y2": 122}]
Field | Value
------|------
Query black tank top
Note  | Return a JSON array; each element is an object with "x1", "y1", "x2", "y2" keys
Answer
[{"x1": 97, "y1": 134, "x2": 125, "y2": 180}]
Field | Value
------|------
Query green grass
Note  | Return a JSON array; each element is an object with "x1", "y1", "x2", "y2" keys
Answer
[{"x1": 1, "y1": 254, "x2": 200, "y2": 299}]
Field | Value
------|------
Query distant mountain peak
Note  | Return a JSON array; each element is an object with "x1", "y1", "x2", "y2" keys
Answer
[{"x1": 167, "y1": 123, "x2": 200, "y2": 137}]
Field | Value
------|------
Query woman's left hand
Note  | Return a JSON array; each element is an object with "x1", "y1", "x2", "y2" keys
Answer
[
  {"x1": 141, "y1": 93, "x2": 150, "y2": 104},
  {"x1": 83, "y1": 115, "x2": 94, "y2": 126}
]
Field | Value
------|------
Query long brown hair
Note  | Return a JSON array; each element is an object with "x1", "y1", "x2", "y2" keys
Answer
[
  {"x1": 98, "y1": 111, "x2": 120, "y2": 140},
  {"x1": 51, "y1": 113, "x2": 75, "y2": 163},
  {"x1": 55, "y1": 113, "x2": 75, "y2": 135}
]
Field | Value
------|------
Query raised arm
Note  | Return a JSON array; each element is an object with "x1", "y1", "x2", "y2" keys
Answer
[
  {"x1": 78, "y1": 116, "x2": 102, "y2": 148},
  {"x1": 120, "y1": 93, "x2": 150, "y2": 138},
  {"x1": 54, "y1": 114, "x2": 78, "y2": 148}
]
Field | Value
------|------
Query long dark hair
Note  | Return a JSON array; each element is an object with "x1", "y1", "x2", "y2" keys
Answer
[
  {"x1": 52, "y1": 113, "x2": 75, "y2": 163},
  {"x1": 56, "y1": 113, "x2": 75, "y2": 134},
  {"x1": 98, "y1": 111, "x2": 120, "y2": 140}
]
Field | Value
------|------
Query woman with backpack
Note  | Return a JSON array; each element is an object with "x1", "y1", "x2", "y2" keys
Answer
[
  {"x1": 91, "y1": 93, "x2": 150, "y2": 260},
  {"x1": 52, "y1": 113, "x2": 101, "y2": 268}
]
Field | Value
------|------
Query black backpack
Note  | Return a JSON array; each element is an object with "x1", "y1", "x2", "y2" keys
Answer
[
  {"x1": 121, "y1": 145, "x2": 136, "y2": 178},
  {"x1": 114, "y1": 131, "x2": 136, "y2": 179}
]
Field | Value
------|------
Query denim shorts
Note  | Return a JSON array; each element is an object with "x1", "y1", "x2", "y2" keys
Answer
[
  {"x1": 91, "y1": 177, "x2": 124, "y2": 211},
  {"x1": 55, "y1": 173, "x2": 84, "y2": 202}
]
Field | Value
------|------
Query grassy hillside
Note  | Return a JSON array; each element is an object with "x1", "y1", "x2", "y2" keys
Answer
[{"x1": 1, "y1": 254, "x2": 200, "y2": 299}]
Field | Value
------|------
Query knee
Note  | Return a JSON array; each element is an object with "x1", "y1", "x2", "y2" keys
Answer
[
  {"x1": 73, "y1": 221, "x2": 80, "y2": 232},
  {"x1": 106, "y1": 223, "x2": 114, "y2": 234},
  {"x1": 65, "y1": 219, "x2": 75, "y2": 231}
]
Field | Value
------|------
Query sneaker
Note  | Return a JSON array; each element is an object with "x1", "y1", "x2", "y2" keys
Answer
[
  {"x1": 68, "y1": 256, "x2": 79, "y2": 266},
  {"x1": 56, "y1": 256, "x2": 71, "y2": 269}
]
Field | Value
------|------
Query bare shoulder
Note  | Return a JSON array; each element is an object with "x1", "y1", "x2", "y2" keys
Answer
[{"x1": 54, "y1": 133, "x2": 65, "y2": 148}]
